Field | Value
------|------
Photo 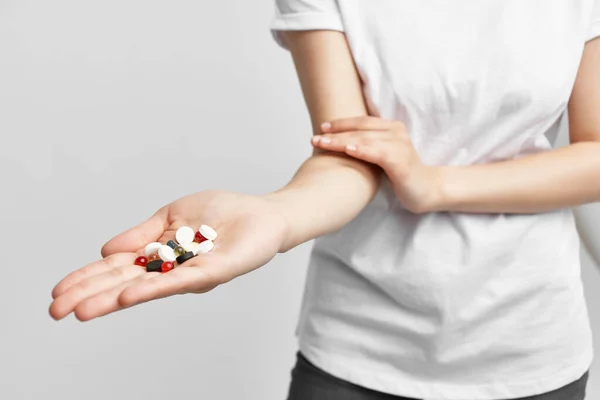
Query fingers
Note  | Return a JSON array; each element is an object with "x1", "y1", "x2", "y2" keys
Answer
[
  {"x1": 73, "y1": 272, "x2": 159, "y2": 321},
  {"x1": 100, "y1": 207, "x2": 169, "y2": 258},
  {"x1": 343, "y1": 142, "x2": 393, "y2": 166},
  {"x1": 118, "y1": 264, "x2": 218, "y2": 307},
  {"x1": 312, "y1": 131, "x2": 398, "y2": 168},
  {"x1": 51, "y1": 245, "x2": 231, "y2": 321},
  {"x1": 51, "y1": 252, "x2": 137, "y2": 299},
  {"x1": 50, "y1": 264, "x2": 146, "y2": 320},
  {"x1": 312, "y1": 130, "x2": 390, "y2": 152},
  {"x1": 321, "y1": 116, "x2": 400, "y2": 133}
]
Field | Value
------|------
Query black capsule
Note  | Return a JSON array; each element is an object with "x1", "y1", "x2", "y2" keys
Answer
[
  {"x1": 176, "y1": 251, "x2": 195, "y2": 265},
  {"x1": 167, "y1": 240, "x2": 178, "y2": 249},
  {"x1": 146, "y1": 260, "x2": 163, "y2": 272}
]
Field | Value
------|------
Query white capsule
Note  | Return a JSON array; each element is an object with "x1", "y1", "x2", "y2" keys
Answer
[
  {"x1": 199, "y1": 225, "x2": 218, "y2": 241},
  {"x1": 143, "y1": 242, "x2": 162, "y2": 257},
  {"x1": 195, "y1": 239, "x2": 214, "y2": 254},
  {"x1": 183, "y1": 242, "x2": 199, "y2": 253},
  {"x1": 158, "y1": 245, "x2": 177, "y2": 262},
  {"x1": 176, "y1": 226, "x2": 195, "y2": 245}
]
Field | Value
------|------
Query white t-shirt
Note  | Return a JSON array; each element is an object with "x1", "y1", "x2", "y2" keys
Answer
[{"x1": 270, "y1": 2, "x2": 600, "y2": 400}]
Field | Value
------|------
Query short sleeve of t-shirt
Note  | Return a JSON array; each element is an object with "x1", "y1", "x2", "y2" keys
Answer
[
  {"x1": 269, "y1": 0, "x2": 344, "y2": 50},
  {"x1": 587, "y1": 0, "x2": 600, "y2": 41}
]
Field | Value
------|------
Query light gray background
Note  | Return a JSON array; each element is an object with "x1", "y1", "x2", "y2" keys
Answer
[{"x1": 1, "y1": 1, "x2": 599, "y2": 399}]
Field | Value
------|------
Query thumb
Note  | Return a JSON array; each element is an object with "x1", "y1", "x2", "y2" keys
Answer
[{"x1": 100, "y1": 207, "x2": 169, "y2": 258}]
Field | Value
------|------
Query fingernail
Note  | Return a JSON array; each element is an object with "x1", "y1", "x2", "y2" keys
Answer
[
  {"x1": 321, "y1": 122, "x2": 331, "y2": 131},
  {"x1": 320, "y1": 137, "x2": 331, "y2": 144},
  {"x1": 312, "y1": 136, "x2": 321, "y2": 144}
]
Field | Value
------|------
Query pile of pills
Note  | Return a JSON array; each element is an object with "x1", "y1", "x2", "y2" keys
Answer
[{"x1": 133, "y1": 224, "x2": 218, "y2": 273}]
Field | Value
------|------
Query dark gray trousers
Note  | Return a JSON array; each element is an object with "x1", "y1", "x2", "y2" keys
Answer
[{"x1": 286, "y1": 351, "x2": 589, "y2": 400}]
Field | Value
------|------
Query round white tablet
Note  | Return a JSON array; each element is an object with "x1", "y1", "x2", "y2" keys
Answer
[
  {"x1": 158, "y1": 245, "x2": 177, "y2": 262},
  {"x1": 195, "y1": 239, "x2": 214, "y2": 254},
  {"x1": 199, "y1": 225, "x2": 218, "y2": 241},
  {"x1": 183, "y1": 242, "x2": 199, "y2": 253},
  {"x1": 143, "y1": 242, "x2": 162, "y2": 257},
  {"x1": 176, "y1": 226, "x2": 195, "y2": 245}
]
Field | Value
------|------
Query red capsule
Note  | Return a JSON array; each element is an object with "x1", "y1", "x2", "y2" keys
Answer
[
  {"x1": 194, "y1": 231, "x2": 208, "y2": 243},
  {"x1": 161, "y1": 261, "x2": 174, "y2": 273},
  {"x1": 135, "y1": 256, "x2": 149, "y2": 267}
]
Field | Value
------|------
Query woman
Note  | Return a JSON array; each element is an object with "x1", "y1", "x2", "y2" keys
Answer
[{"x1": 49, "y1": 1, "x2": 599, "y2": 399}]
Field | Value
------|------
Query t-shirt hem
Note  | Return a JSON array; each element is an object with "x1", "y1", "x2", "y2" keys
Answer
[
  {"x1": 297, "y1": 340, "x2": 594, "y2": 400},
  {"x1": 587, "y1": 20, "x2": 600, "y2": 42},
  {"x1": 269, "y1": 12, "x2": 344, "y2": 50}
]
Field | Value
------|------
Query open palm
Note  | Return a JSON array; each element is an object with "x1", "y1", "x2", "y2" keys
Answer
[{"x1": 49, "y1": 189, "x2": 288, "y2": 321}]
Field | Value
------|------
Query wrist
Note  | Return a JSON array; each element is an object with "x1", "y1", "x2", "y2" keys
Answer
[
  {"x1": 261, "y1": 188, "x2": 297, "y2": 253},
  {"x1": 422, "y1": 166, "x2": 450, "y2": 213}
]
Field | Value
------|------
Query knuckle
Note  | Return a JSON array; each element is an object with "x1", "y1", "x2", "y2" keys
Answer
[
  {"x1": 102, "y1": 253, "x2": 119, "y2": 267},
  {"x1": 358, "y1": 135, "x2": 372, "y2": 146},
  {"x1": 75, "y1": 278, "x2": 93, "y2": 293},
  {"x1": 110, "y1": 267, "x2": 128, "y2": 279}
]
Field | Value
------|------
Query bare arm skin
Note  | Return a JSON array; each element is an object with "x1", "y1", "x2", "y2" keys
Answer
[
  {"x1": 48, "y1": 29, "x2": 382, "y2": 321},
  {"x1": 264, "y1": 30, "x2": 382, "y2": 253},
  {"x1": 571, "y1": 38, "x2": 600, "y2": 269}
]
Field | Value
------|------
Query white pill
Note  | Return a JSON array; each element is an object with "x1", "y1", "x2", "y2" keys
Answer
[
  {"x1": 195, "y1": 239, "x2": 214, "y2": 254},
  {"x1": 176, "y1": 226, "x2": 195, "y2": 245},
  {"x1": 183, "y1": 242, "x2": 199, "y2": 253},
  {"x1": 143, "y1": 242, "x2": 162, "y2": 257},
  {"x1": 158, "y1": 245, "x2": 177, "y2": 262},
  {"x1": 199, "y1": 225, "x2": 218, "y2": 241}
]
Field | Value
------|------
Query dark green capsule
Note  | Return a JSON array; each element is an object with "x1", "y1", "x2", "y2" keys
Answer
[
  {"x1": 146, "y1": 260, "x2": 163, "y2": 273},
  {"x1": 176, "y1": 251, "x2": 195, "y2": 265},
  {"x1": 167, "y1": 240, "x2": 178, "y2": 249}
]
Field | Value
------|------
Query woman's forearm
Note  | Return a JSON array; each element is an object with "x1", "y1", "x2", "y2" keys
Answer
[
  {"x1": 433, "y1": 141, "x2": 600, "y2": 214},
  {"x1": 263, "y1": 30, "x2": 382, "y2": 253},
  {"x1": 264, "y1": 152, "x2": 381, "y2": 253},
  {"x1": 435, "y1": 39, "x2": 600, "y2": 215},
  {"x1": 263, "y1": 27, "x2": 402, "y2": 251}
]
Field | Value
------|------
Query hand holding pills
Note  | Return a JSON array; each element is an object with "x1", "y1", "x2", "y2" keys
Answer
[
  {"x1": 136, "y1": 224, "x2": 218, "y2": 273},
  {"x1": 49, "y1": 190, "x2": 289, "y2": 322}
]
